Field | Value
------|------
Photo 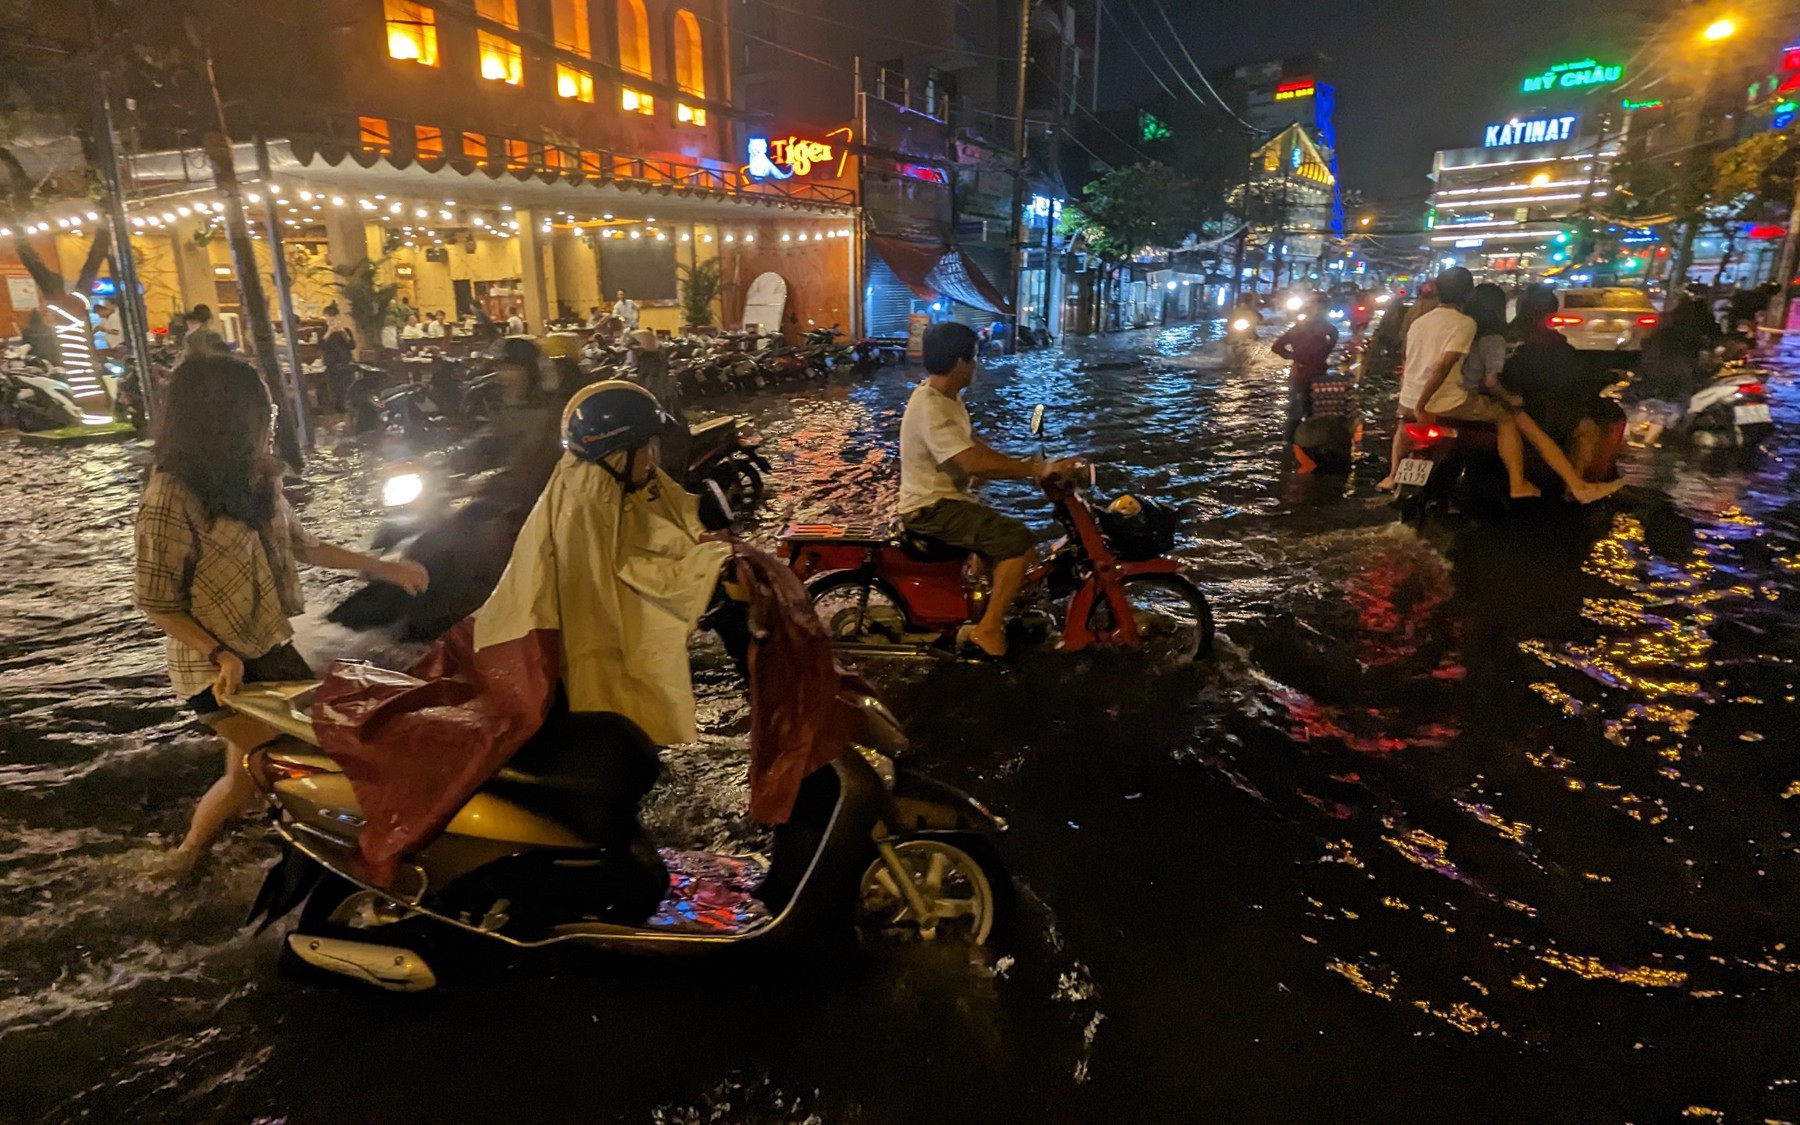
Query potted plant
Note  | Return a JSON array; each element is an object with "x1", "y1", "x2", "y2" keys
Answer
[
  {"x1": 676, "y1": 257, "x2": 727, "y2": 329},
  {"x1": 331, "y1": 257, "x2": 400, "y2": 357}
]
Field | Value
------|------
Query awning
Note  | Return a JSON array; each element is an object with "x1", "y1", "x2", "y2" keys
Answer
[{"x1": 868, "y1": 234, "x2": 1013, "y2": 316}]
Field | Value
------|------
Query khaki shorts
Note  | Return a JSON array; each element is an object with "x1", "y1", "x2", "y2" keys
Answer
[
  {"x1": 903, "y1": 500, "x2": 1036, "y2": 561},
  {"x1": 1441, "y1": 392, "x2": 1514, "y2": 424}
]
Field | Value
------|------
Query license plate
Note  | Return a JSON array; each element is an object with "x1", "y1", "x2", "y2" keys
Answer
[
  {"x1": 1396, "y1": 457, "x2": 1433, "y2": 487},
  {"x1": 1734, "y1": 403, "x2": 1772, "y2": 425}
]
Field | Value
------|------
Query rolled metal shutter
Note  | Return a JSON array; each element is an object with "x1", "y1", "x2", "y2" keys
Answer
[{"x1": 864, "y1": 257, "x2": 916, "y2": 339}]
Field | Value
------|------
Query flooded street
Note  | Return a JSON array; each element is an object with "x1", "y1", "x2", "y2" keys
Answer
[{"x1": 4, "y1": 328, "x2": 1799, "y2": 1123}]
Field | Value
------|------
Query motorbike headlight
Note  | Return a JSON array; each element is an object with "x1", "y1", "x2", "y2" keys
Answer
[
  {"x1": 382, "y1": 472, "x2": 425, "y2": 508},
  {"x1": 1231, "y1": 318, "x2": 1251, "y2": 332},
  {"x1": 1285, "y1": 297, "x2": 1303, "y2": 312}
]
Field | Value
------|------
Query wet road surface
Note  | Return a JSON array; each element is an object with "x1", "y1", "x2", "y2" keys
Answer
[{"x1": 2, "y1": 327, "x2": 1799, "y2": 1123}]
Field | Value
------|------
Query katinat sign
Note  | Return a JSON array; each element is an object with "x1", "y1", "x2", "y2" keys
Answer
[{"x1": 1483, "y1": 115, "x2": 1578, "y2": 148}]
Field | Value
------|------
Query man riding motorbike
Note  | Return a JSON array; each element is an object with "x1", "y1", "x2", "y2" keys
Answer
[{"x1": 898, "y1": 322, "x2": 1077, "y2": 658}]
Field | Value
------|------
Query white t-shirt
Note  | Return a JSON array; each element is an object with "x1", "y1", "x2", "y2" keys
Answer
[
  {"x1": 898, "y1": 381, "x2": 977, "y2": 516},
  {"x1": 1401, "y1": 306, "x2": 1477, "y2": 412},
  {"x1": 612, "y1": 300, "x2": 639, "y2": 328}
]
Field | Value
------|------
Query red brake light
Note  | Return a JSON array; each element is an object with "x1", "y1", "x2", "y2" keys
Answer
[
  {"x1": 1548, "y1": 314, "x2": 1585, "y2": 327},
  {"x1": 1636, "y1": 315, "x2": 1660, "y2": 327},
  {"x1": 1404, "y1": 423, "x2": 1445, "y2": 444},
  {"x1": 1737, "y1": 382, "x2": 1765, "y2": 396}
]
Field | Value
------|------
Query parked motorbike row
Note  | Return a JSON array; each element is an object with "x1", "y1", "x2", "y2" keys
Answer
[{"x1": 0, "y1": 345, "x2": 85, "y2": 432}]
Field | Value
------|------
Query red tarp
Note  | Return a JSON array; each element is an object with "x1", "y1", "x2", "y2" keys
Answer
[
  {"x1": 310, "y1": 544, "x2": 854, "y2": 887},
  {"x1": 868, "y1": 234, "x2": 1013, "y2": 316}
]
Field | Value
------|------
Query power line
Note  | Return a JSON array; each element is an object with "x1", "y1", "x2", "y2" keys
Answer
[
  {"x1": 1140, "y1": 0, "x2": 1256, "y2": 134},
  {"x1": 1118, "y1": 0, "x2": 1212, "y2": 110},
  {"x1": 1095, "y1": 1, "x2": 1182, "y2": 105}
]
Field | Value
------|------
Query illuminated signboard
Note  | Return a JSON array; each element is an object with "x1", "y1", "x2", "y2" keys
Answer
[
  {"x1": 1622, "y1": 97, "x2": 1665, "y2": 110},
  {"x1": 1483, "y1": 114, "x2": 1577, "y2": 148},
  {"x1": 896, "y1": 162, "x2": 948, "y2": 184},
  {"x1": 1274, "y1": 80, "x2": 1315, "y2": 102},
  {"x1": 745, "y1": 128, "x2": 853, "y2": 180},
  {"x1": 1521, "y1": 58, "x2": 1624, "y2": 94}
]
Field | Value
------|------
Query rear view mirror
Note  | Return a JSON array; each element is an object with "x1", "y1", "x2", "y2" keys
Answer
[{"x1": 1029, "y1": 404, "x2": 1046, "y2": 437}]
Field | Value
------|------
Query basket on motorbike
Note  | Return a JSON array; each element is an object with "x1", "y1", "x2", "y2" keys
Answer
[{"x1": 1097, "y1": 494, "x2": 1177, "y2": 561}]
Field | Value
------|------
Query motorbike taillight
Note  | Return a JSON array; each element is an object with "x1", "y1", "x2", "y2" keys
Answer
[
  {"x1": 1737, "y1": 382, "x2": 1765, "y2": 396},
  {"x1": 1403, "y1": 422, "x2": 1445, "y2": 446},
  {"x1": 266, "y1": 756, "x2": 333, "y2": 781}
]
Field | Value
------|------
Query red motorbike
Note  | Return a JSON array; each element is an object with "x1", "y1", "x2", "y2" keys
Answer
[{"x1": 782, "y1": 406, "x2": 1214, "y2": 665}]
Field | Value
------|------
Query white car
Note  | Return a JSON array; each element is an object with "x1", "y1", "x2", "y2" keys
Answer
[{"x1": 1549, "y1": 288, "x2": 1660, "y2": 354}]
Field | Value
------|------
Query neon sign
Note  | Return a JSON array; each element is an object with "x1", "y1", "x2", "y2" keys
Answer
[
  {"x1": 747, "y1": 135, "x2": 834, "y2": 179},
  {"x1": 1622, "y1": 98, "x2": 1665, "y2": 110},
  {"x1": 1483, "y1": 115, "x2": 1577, "y2": 148},
  {"x1": 1521, "y1": 58, "x2": 1623, "y2": 94},
  {"x1": 1275, "y1": 80, "x2": 1315, "y2": 102},
  {"x1": 896, "y1": 162, "x2": 947, "y2": 184}
]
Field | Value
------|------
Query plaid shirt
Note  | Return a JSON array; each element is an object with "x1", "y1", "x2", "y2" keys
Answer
[{"x1": 134, "y1": 471, "x2": 319, "y2": 700}]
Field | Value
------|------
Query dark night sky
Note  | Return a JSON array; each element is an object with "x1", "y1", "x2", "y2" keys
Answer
[{"x1": 1112, "y1": 0, "x2": 1649, "y2": 205}]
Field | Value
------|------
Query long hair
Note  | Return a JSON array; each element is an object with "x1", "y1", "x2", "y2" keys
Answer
[
  {"x1": 1466, "y1": 283, "x2": 1508, "y2": 338},
  {"x1": 153, "y1": 355, "x2": 284, "y2": 526}
]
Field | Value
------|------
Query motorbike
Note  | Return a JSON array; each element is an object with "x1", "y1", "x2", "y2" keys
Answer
[
  {"x1": 231, "y1": 678, "x2": 1011, "y2": 991},
  {"x1": 330, "y1": 417, "x2": 762, "y2": 640},
  {"x1": 1390, "y1": 409, "x2": 1627, "y2": 527},
  {"x1": 1625, "y1": 362, "x2": 1774, "y2": 452},
  {"x1": 0, "y1": 356, "x2": 84, "y2": 431},
  {"x1": 782, "y1": 405, "x2": 1214, "y2": 665}
]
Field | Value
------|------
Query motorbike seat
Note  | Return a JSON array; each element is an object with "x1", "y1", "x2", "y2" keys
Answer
[
  {"x1": 493, "y1": 711, "x2": 661, "y2": 797},
  {"x1": 896, "y1": 530, "x2": 970, "y2": 564}
]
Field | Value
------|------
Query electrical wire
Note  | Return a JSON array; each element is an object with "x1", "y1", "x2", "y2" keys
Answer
[{"x1": 1140, "y1": 0, "x2": 1257, "y2": 134}]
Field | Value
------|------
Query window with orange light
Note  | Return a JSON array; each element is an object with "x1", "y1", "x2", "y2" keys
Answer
[
  {"x1": 618, "y1": 0, "x2": 651, "y2": 78},
  {"x1": 384, "y1": 0, "x2": 438, "y2": 66},
  {"x1": 359, "y1": 116, "x2": 392, "y2": 154},
  {"x1": 475, "y1": 0, "x2": 517, "y2": 28},
  {"x1": 621, "y1": 87, "x2": 654, "y2": 115},
  {"x1": 415, "y1": 125, "x2": 444, "y2": 158},
  {"x1": 580, "y1": 151, "x2": 604, "y2": 175},
  {"x1": 677, "y1": 104, "x2": 707, "y2": 126},
  {"x1": 478, "y1": 31, "x2": 522, "y2": 84},
  {"x1": 551, "y1": 0, "x2": 589, "y2": 55},
  {"x1": 545, "y1": 147, "x2": 569, "y2": 171},
  {"x1": 462, "y1": 132, "x2": 490, "y2": 165},
  {"x1": 506, "y1": 138, "x2": 531, "y2": 168},
  {"x1": 557, "y1": 65, "x2": 595, "y2": 103},
  {"x1": 674, "y1": 10, "x2": 704, "y2": 96}
]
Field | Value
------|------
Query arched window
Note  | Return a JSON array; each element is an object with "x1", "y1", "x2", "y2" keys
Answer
[
  {"x1": 673, "y1": 10, "x2": 704, "y2": 97},
  {"x1": 618, "y1": 0, "x2": 651, "y2": 78}
]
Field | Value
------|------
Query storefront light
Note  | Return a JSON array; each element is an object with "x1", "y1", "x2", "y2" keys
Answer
[
  {"x1": 744, "y1": 234, "x2": 755, "y2": 243},
  {"x1": 724, "y1": 233, "x2": 735, "y2": 242},
  {"x1": 781, "y1": 233, "x2": 791, "y2": 241},
  {"x1": 680, "y1": 232, "x2": 691, "y2": 242}
]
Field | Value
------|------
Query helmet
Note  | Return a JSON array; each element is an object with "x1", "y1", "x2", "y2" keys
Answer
[
  {"x1": 562, "y1": 380, "x2": 668, "y2": 463},
  {"x1": 540, "y1": 331, "x2": 582, "y2": 361},
  {"x1": 1098, "y1": 493, "x2": 1177, "y2": 562}
]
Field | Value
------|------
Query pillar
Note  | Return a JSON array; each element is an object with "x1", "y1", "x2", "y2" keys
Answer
[
  {"x1": 323, "y1": 210, "x2": 372, "y2": 273},
  {"x1": 170, "y1": 217, "x2": 220, "y2": 319},
  {"x1": 515, "y1": 207, "x2": 550, "y2": 333}
]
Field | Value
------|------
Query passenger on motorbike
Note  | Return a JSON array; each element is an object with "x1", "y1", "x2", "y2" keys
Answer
[{"x1": 898, "y1": 322, "x2": 1077, "y2": 657}]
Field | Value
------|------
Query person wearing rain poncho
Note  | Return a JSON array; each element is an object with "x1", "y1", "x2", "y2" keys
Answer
[{"x1": 312, "y1": 381, "x2": 734, "y2": 885}]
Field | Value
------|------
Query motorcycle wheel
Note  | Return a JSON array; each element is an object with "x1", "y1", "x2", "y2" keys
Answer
[
  {"x1": 1085, "y1": 574, "x2": 1214, "y2": 666},
  {"x1": 807, "y1": 573, "x2": 910, "y2": 645},
  {"x1": 720, "y1": 460, "x2": 764, "y2": 510},
  {"x1": 1393, "y1": 483, "x2": 1427, "y2": 527},
  {"x1": 855, "y1": 836, "x2": 1010, "y2": 947}
]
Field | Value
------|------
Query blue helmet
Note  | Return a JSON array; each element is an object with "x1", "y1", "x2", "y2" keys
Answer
[{"x1": 561, "y1": 380, "x2": 668, "y2": 463}]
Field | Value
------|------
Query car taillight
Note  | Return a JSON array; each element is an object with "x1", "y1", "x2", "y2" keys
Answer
[
  {"x1": 1548, "y1": 314, "x2": 1585, "y2": 327},
  {"x1": 1636, "y1": 315, "x2": 1660, "y2": 327},
  {"x1": 1737, "y1": 382, "x2": 1765, "y2": 396},
  {"x1": 1404, "y1": 423, "x2": 1445, "y2": 444}
]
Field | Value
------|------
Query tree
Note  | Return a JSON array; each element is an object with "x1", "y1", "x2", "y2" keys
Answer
[{"x1": 1059, "y1": 162, "x2": 1204, "y2": 262}]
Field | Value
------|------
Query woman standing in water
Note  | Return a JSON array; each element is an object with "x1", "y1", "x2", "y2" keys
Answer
[{"x1": 135, "y1": 355, "x2": 428, "y2": 873}]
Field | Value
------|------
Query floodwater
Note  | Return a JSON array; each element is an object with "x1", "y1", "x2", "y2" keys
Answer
[{"x1": 2, "y1": 328, "x2": 1798, "y2": 1124}]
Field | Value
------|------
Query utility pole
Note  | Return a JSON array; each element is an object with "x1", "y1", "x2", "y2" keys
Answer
[
  {"x1": 92, "y1": 75, "x2": 153, "y2": 419},
  {"x1": 1007, "y1": 0, "x2": 1033, "y2": 354},
  {"x1": 197, "y1": 42, "x2": 304, "y2": 468},
  {"x1": 256, "y1": 136, "x2": 310, "y2": 450},
  {"x1": 1763, "y1": 170, "x2": 1800, "y2": 344}
]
